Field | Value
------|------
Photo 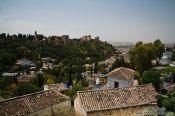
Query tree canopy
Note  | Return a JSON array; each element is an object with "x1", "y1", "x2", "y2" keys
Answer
[
  {"x1": 0, "y1": 33, "x2": 116, "y2": 73},
  {"x1": 141, "y1": 70, "x2": 161, "y2": 91},
  {"x1": 13, "y1": 83, "x2": 39, "y2": 96},
  {"x1": 129, "y1": 39, "x2": 164, "y2": 74}
]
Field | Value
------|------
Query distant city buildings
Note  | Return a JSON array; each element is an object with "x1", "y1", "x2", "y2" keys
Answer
[
  {"x1": 117, "y1": 47, "x2": 131, "y2": 63},
  {"x1": 41, "y1": 57, "x2": 56, "y2": 70},
  {"x1": 2, "y1": 72, "x2": 18, "y2": 77},
  {"x1": 159, "y1": 51, "x2": 173, "y2": 65},
  {"x1": 16, "y1": 58, "x2": 36, "y2": 67}
]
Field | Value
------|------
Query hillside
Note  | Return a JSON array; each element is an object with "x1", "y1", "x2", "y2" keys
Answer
[{"x1": 0, "y1": 33, "x2": 116, "y2": 72}]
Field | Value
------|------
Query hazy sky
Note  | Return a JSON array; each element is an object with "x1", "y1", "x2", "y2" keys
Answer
[{"x1": 0, "y1": 0, "x2": 175, "y2": 43}]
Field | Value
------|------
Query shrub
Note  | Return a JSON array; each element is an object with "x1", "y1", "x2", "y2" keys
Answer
[
  {"x1": 13, "y1": 83, "x2": 39, "y2": 96},
  {"x1": 46, "y1": 78, "x2": 55, "y2": 84},
  {"x1": 162, "y1": 98, "x2": 174, "y2": 111},
  {"x1": 161, "y1": 88, "x2": 168, "y2": 95}
]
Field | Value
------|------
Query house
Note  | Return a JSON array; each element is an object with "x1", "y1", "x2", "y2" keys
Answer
[
  {"x1": 16, "y1": 58, "x2": 36, "y2": 67},
  {"x1": 159, "y1": 59, "x2": 171, "y2": 65},
  {"x1": 170, "y1": 61, "x2": 175, "y2": 67},
  {"x1": 107, "y1": 67, "x2": 135, "y2": 88},
  {"x1": 2, "y1": 72, "x2": 18, "y2": 77},
  {"x1": 17, "y1": 74, "x2": 35, "y2": 83},
  {"x1": 159, "y1": 51, "x2": 173, "y2": 65},
  {"x1": 0, "y1": 90, "x2": 70, "y2": 116},
  {"x1": 152, "y1": 66, "x2": 166, "y2": 71},
  {"x1": 44, "y1": 83, "x2": 68, "y2": 93},
  {"x1": 90, "y1": 73, "x2": 107, "y2": 90},
  {"x1": 74, "y1": 84, "x2": 157, "y2": 116}
]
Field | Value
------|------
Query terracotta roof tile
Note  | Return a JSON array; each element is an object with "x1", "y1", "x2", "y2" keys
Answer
[
  {"x1": 0, "y1": 90, "x2": 70, "y2": 116},
  {"x1": 47, "y1": 83, "x2": 68, "y2": 91},
  {"x1": 107, "y1": 67, "x2": 135, "y2": 80},
  {"x1": 77, "y1": 84, "x2": 157, "y2": 112}
]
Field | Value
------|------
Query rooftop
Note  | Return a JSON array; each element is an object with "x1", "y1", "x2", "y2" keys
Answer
[
  {"x1": 76, "y1": 84, "x2": 157, "y2": 112},
  {"x1": 107, "y1": 67, "x2": 135, "y2": 80},
  {"x1": 17, "y1": 74, "x2": 34, "y2": 82},
  {"x1": 2, "y1": 72, "x2": 18, "y2": 77},
  {"x1": 0, "y1": 90, "x2": 70, "y2": 116},
  {"x1": 44, "y1": 83, "x2": 68, "y2": 92}
]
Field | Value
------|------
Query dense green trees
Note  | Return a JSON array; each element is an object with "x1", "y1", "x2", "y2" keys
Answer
[
  {"x1": 161, "y1": 66, "x2": 175, "y2": 83},
  {"x1": 158, "y1": 89, "x2": 175, "y2": 112},
  {"x1": 0, "y1": 33, "x2": 115, "y2": 98},
  {"x1": 66, "y1": 83, "x2": 84, "y2": 98},
  {"x1": 94, "y1": 61, "x2": 98, "y2": 73},
  {"x1": 141, "y1": 70, "x2": 161, "y2": 91},
  {"x1": 97, "y1": 64, "x2": 107, "y2": 74},
  {"x1": 35, "y1": 71, "x2": 44, "y2": 88},
  {"x1": 129, "y1": 39, "x2": 164, "y2": 74},
  {"x1": 13, "y1": 83, "x2": 39, "y2": 96},
  {"x1": 0, "y1": 49, "x2": 16, "y2": 72},
  {"x1": 46, "y1": 78, "x2": 55, "y2": 84},
  {"x1": 0, "y1": 77, "x2": 17, "y2": 98},
  {"x1": 153, "y1": 39, "x2": 165, "y2": 59},
  {"x1": 0, "y1": 33, "x2": 115, "y2": 73},
  {"x1": 172, "y1": 44, "x2": 175, "y2": 61}
]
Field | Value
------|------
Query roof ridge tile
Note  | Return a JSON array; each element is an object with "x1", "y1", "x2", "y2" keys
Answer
[{"x1": 76, "y1": 84, "x2": 157, "y2": 112}]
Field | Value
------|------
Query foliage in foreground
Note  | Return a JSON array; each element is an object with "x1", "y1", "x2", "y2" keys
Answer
[{"x1": 157, "y1": 89, "x2": 175, "y2": 113}]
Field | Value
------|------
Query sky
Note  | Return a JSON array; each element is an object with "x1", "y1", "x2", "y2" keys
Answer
[{"x1": 0, "y1": 0, "x2": 175, "y2": 43}]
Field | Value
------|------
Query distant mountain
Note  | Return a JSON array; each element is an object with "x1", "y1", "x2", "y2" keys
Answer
[
  {"x1": 108, "y1": 42, "x2": 134, "y2": 47},
  {"x1": 165, "y1": 43, "x2": 174, "y2": 48}
]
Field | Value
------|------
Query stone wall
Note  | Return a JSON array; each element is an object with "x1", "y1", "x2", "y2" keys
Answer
[
  {"x1": 87, "y1": 104, "x2": 157, "y2": 116},
  {"x1": 27, "y1": 100, "x2": 73, "y2": 116},
  {"x1": 107, "y1": 76, "x2": 134, "y2": 88},
  {"x1": 74, "y1": 96, "x2": 87, "y2": 116}
]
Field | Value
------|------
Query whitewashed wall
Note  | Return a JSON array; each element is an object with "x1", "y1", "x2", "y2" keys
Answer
[{"x1": 107, "y1": 76, "x2": 134, "y2": 88}]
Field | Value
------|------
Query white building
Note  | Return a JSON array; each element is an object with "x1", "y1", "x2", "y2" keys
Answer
[
  {"x1": 159, "y1": 51, "x2": 173, "y2": 65},
  {"x1": 2, "y1": 72, "x2": 18, "y2": 77},
  {"x1": 107, "y1": 67, "x2": 135, "y2": 88}
]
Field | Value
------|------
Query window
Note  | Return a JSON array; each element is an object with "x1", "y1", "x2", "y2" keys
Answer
[{"x1": 114, "y1": 81, "x2": 119, "y2": 88}]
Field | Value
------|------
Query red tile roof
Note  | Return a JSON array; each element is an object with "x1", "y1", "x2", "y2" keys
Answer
[
  {"x1": 76, "y1": 84, "x2": 157, "y2": 112},
  {"x1": 0, "y1": 90, "x2": 70, "y2": 116},
  {"x1": 107, "y1": 67, "x2": 135, "y2": 80}
]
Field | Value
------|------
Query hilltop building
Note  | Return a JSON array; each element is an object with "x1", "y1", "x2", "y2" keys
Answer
[
  {"x1": 48, "y1": 35, "x2": 70, "y2": 45},
  {"x1": 80, "y1": 35, "x2": 100, "y2": 42}
]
